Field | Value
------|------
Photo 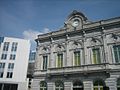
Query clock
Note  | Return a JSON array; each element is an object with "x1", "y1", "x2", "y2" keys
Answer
[{"x1": 72, "y1": 19, "x2": 80, "y2": 27}]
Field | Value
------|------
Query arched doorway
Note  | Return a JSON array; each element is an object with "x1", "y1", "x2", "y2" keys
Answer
[{"x1": 73, "y1": 81, "x2": 83, "y2": 90}]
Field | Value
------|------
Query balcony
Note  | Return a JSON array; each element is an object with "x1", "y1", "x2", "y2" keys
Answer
[
  {"x1": 34, "y1": 63, "x2": 120, "y2": 77},
  {"x1": 47, "y1": 63, "x2": 110, "y2": 75}
]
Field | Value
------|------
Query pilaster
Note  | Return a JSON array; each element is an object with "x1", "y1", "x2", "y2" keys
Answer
[
  {"x1": 47, "y1": 82, "x2": 54, "y2": 90},
  {"x1": 64, "y1": 81, "x2": 72, "y2": 90},
  {"x1": 83, "y1": 80, "x2": 93, "y2": 90}
]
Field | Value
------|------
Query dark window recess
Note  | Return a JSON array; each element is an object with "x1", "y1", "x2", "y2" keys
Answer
[
  {"x1": 0, "y1": 72, "x2": 4, "y2": 78},
  {"x1": 6, "y1": 72, "x2": 13, "y2": 78},
  {"x1": 0, "y1": 83, "x2": 18, "y2": 90}
]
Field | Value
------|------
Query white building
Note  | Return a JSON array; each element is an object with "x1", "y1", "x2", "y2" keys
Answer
[
  {"x1": 0, "y1": 37, "x2": 30, "y2": 90},
  {"x1": 32, "y1": 10, "x2": 120, "y2": 90}
]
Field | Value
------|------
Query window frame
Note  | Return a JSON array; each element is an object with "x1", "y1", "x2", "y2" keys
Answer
[
  {"x1": 113, "y1": 45, "x2": 120, "y2": 63},
  {"x1": 73, "y1": 81, "x2": 83, "y2": 89},
  {"x1": 10, "y1": 54, "x2": 16, "y2": 60},
  {"x1": 0, "y1": 72, "x2": 4, "y2": 78},
  {"x1": 56, "y1": 53, "x2": 63, "y2": 68},
  {"x1": 0, "y1": 63, "x2": 5, "y2": 69},
  {"x1": 3, "y1": 42, "x2": 9, "y2": 51},
  {"x1": 40, "y1": 81, "x2": 47, "y2": 90},
  {"x1": 6, "y1": 72, "x2": 13, "y2": 78},
  {"x1": 11, "y1": 42, "x2": 18, "y2": 52},
  {"x1": 1, "y1": 53, "x2": 7, "y2": 60},
  {"x1": 93, "y1": 79, "x2": 105, "y2": 90},
  {"x1": 55, "y1": 81, "x2": 64, "y2": 90},
  {"x1": 42, "y1": 56, "x2": 48, "y2": 70},
  {"x1": 92, "y1": 48, "x2": 101, "y2": 64},
  {"x1": 8, "y1": 63, "x2": 14, "y2": 70},
  {"x1": 74, "y1": 51, "x2": 81, "y2": 66}
]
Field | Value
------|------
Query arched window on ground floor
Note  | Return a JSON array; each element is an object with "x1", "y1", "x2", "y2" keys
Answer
[
  {"x1": 40, "y1": 81, "x2": 47, "y2": 90},
  {"x1": 93, "y1": 79, "x2": 105, "y2": 90},
  {"x1": 73, "y1": 80, "x2": 83, "y2": 90},
  {"x1": 55, "y1": 80, "x2": 64, "y2": 90},
  {"x1": 117, "y1": 78, "x2": 120, "y2": 90}
]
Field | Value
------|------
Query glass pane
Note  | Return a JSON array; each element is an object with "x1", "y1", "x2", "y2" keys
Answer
[
  {"x1": 114, "y1": 49, "x2": 118, "y2": 63},
  {"x1": 100, "y1": 87, "x2": 103, "y2": 90},
  {"x1": 58, "y1": 55, "x2": 60, "y2": 67},
  {"x1": 119, "y1": 50, "x2": 120, "y2": 63},
  {"x1": 45, "y1": 56, "x2": 47, "y2": 69},
  {"x1": 43, "y1": 56, "x2": 48, "y2": 70},
  {"x1": 94, "y1": 87, "x2": 98, "y2": 90},
  {"x1": 93, "y1": 49, "x2": 97, "y2": 64},
  {"x1": 93, "y1": 48, "x2": 101, "y2": 64},
  {"x1": 74, "y1": 51, "x2": 80, "y2": 66},
  {"x1": 74, "y1": 53, "x2": 77, "y2": 65},
  {"x1": 117, "y1": 80, "x2": 120, "y2": 85},
  {"x1": 78, "y1": 52, "x2": 80, "y2": 65},
  {"x1": 57, "y1": 54, "x2": 63, "y2": 67},
  {"x1": 97, "y1": 49, "x2": 101, "y2": 64},
  {"x1": 117, "y1": 87, "x2": 120, "y2": 90}
]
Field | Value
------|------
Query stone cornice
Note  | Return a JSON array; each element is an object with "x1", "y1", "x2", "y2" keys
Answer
[{"x1": 36, "y1": 16, "x2": 120, "y2": 42}]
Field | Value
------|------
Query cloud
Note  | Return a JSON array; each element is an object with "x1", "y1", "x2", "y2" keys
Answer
[
  {"x1": 23, "y1": 29, "x2": 41, "y2": 41},
  {"x1": 22, "y1": 28, "x2": 50, "y2": 50},
  {"x1": 23, "y1": 28, "x2": 50, "y2": 41}
]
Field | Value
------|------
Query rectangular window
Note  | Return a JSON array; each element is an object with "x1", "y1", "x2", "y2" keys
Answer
[
  {"x1": 113, "y1": 45, "x2": 120, "y2": 63},
  {"x1": 57, "y1": 54, "x2": 63, "y2": 68},
  {"x1": 0, "y1": 63, "x2": 5, "y2": 69},
  {"x1": 0, "y1": 63, "x2": 5, "y2": 78},
  {"x1": 74, "y1": 51, "x2": 81, "y2": 66},
  {"x1": 0, "y1": 72, "x2": 4, "y2": 78},
  {"x1": 11, "y1": 42, "x2": 18, "y2": 52},
  {"x1": 43, "y1": 56, "x2": 48, "y2": 70},
  {"x1": 0, "y1": 84, "x2": 18, "y2": 90},
  {"x1": 92, "y1": 48, "x2": 101, "y2": 64},
  {"x1": 8, "y1": 63, "x2": 14, "y2": 70},
  {"x1": 10, "y1": 54, "x2": 16, "y2": 60},
  {"x1": 3, "y1": 42, "x2": 9, "y2": 51},
  {"x1": 1, "y1": 54, "x2": 7, "y2": 60},
  {"x1": 6, "y1": 72, "x2": 13, "y2": 78}
]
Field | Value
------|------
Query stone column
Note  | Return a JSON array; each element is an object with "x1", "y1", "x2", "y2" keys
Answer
[
  {"x1": 64, "y1": 81, "x2": 72, "y2": 90},
  {"x1": 47, "y1": 82, "x2": 54, "y2": 90},
  {"x1": 83, "y1": 80, "x2": 93, "y2": 90}
]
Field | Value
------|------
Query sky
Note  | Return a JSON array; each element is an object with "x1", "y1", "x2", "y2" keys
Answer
[{"x1": 0, "y1": 0, "x2": 120, "y2": 50}]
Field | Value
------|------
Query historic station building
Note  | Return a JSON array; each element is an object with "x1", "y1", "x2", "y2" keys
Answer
[{"x1": 32, "y1": 10, "x2": 120, "y2": 90}]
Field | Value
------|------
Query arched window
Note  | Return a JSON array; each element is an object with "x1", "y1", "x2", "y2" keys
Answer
[
  {"x1": 55, "y1": 80, "x2": 64, "y2": 90},
  {"x1": 117, "y1": 78, "x2": 120, "y2": 90},
  {"x1": 93, "y1": 79, "x2": 105, "y2": 90},
  {"x1": 40, "y1": 81, "x2": 47, "y2": 90},
  {"x1": 73, "y1": 81, "x2": 83, "y2": 90}
]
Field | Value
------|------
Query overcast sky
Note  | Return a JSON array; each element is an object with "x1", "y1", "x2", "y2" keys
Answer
[{"x1": 0, "y1": 0, "x2": 120, "y2": 50}]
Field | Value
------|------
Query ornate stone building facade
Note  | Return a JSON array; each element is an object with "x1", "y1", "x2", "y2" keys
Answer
[{"x1": 32, "y1": 10, "x2": 120, "y2": 90}]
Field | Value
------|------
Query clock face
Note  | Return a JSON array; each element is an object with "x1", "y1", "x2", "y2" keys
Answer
[{"x1": 72, "y1": 19, "x2": 79, "y2": 27}]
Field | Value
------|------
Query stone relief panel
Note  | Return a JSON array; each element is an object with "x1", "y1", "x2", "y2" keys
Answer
[{"x1": 69, "y1": 40, "x2": 83, "y2": 50}]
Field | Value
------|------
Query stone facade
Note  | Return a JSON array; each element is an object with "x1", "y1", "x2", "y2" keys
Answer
[{"x1": 32, "y1": 10, "x2": 120, "y2": 90}]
